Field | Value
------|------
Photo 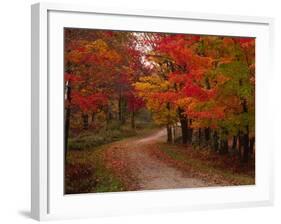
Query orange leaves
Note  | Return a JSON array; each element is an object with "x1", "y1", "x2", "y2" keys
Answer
[
  {"x1": 151, "y1": 92, "x2": 179, "y2": 105},
  {"x1": 223, "y1": 37, "x2": 235, "y2": 46},
  {"x1": 66, "y1": 50, "x2": 84, "y2": 64},
  {"x1": 216, "y1": 73, "x2": 230, "y2": 85},
  {"x1": 188, "y1": 105, "x2": 225, "y2": 120}
]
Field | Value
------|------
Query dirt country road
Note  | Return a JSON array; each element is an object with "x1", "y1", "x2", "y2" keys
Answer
[{"x1": 103, "y1": 129, "x2": 208, "y2": 190}]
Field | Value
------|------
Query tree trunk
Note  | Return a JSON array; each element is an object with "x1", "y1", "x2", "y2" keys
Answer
[
  {"x1": 188, "y1": 124, "x2": 193, "y2": 144},
  {"x1": 242, "y1": 132, "x2": 250, "y2": 163},
  {"x1": 82, "y1": 113, "x2": 89, "y2": 130},
  {"x1": 213, "y1": 131, "x2": 219, "y2": 152},
  {"x1": 249, "y1": 137, "x2": 255, "y2": 155},
  {"x1": 64, "y1": 81, "x2": 71, "y2": 163},
  {"x1": 172, "y1": 125, "x2": 176, "y2": 143},
  {"x1": 198, "y1": 128, "x2": 201, "y2": 146},
  {"x1": 118, "y1": 94, "x2": 122, "y2": 122},
  {"x1": 220, "y1": 138, "x2": 228, "y2": 154},
  {"x1": 131, "y1": 111, "x2": 135, "y2": 129},
  {"x1": 178, "y1": 108, "x2": 189, "y2": 144},
  {"x1": 106, "y1": 105, "x2": 112, "y2": 130},
  {"x1": 241, "y1": 99, "x2": 250, "y2": 163},
  {"x1": 238, "y1": 133, "x2": 242, "y2": 159},
  {"x1": 204, "y1": 127, "x2": 210, "y2": 142},
  {"x1": 232, "y1": 136, "x2": 237, "y2": 151},
  {"x1": 122, "y1": 100, "x2": 127, "y2": 124},
  {"x1": 92, "y1": 112, "x2": 95, "y2": 121},
  {"x1": 180, "y1": 118, "x2": 188, "y2": 144},
  {"x1": 167, "y1": 125, "x2": 172, "y2": 143}
]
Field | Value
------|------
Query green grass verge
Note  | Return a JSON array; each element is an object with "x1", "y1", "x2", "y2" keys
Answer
[
  {"x1": 65, "y1": 126, "x2": 161, "y2": 194},
  {"x1": 65, "y1": 146, "x2": 125, "y2": 194},
  {"x1": 68, "y1": 121, "x2": 158, "y2": 150},
  {"x1": 159, "y1": 143, "x2": 254, "y2": 185}
]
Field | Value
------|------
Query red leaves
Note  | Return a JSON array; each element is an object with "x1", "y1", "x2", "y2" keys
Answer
[
  {"x1": 71, "y1": 92, "x2": 108, "y2": 112},
  {"x1": 184, "y1": 84, "x2": 207, "y2": 100},
  {"x1": 234, "y1": 37, "x2": 255, "y2": 49},
  {"x1": 168, "y1": 72, "x2": 188, "y2": 84},
  {"x1": 64, "y1": 73, "x2": 82, "y2": 83},
  {"x1": 104, "y1": 31, "x2": 114, "y2": 37},
  {"x1": 236, "y1": 37, "x2": 254, "y2": 44},
  {"x1": 126, "y1": 93, "x2": 145, "y2": 112},
  {"x1": 183, "y1": 82, "x2": 216, "y2": 102}
]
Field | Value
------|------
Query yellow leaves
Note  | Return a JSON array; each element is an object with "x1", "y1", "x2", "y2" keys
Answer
[
  {"x1": 134, "y1": 82, "x2": 156, "y2": 93},
  {"x1": 67, "y1": 50, "x2": 83, "y2": 64},
  {"x1": 79, "y1": 39, "x2": 109, "y2": 54},
  {"x1": 134, "y1": 73, "x2": 179, "y2": 125},
  {"x1": 67, "y1": 39, "x2": 121, "y2": 65},
  {"x1": 88, "y1": 39, "x2": 121, "y2": 64},
  {"x1": 175, "y1": 97, "x2": 193, "y2": 109},
  {"x1": 135, "y1": 74, "x2": 170, "y2": 92}
]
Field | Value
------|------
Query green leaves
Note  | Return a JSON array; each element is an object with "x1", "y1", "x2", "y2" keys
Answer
[{"x1": 217, "y1": 61, "x2": 249, "y2": 80}]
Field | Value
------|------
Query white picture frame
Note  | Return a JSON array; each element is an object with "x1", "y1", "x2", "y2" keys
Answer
[{"x1": 31, "y1": 2, "x2": 274, "y2": 221}]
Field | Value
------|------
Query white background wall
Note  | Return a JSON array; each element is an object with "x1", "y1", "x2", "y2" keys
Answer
[{"x1": 0, "y1": 0, "x2": 279, "y2": 223}]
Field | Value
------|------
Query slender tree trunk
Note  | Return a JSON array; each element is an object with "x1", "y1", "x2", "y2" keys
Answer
[
  {"x1": 89, "y1": 112, "x2": 95, "y2": 128},
  {"x1": 122, "y1": 100, "x2": 127, "y2": 124},
  {"x1": 238, "y1": 132, "x2": 242, "y2": 159},
  {"x1": 241, "y1": 99, "x2": 250, "y2": 163},
  {"x1": 249, "y1": 137, "x2": 255, "y2": 155},
  {"x1": 118, "y1": 93, "x2": 122, "y2": 122},
  {"x1": 204, "y1": 127, "x2": 210, "y2": 142},
  {"x1": 92, "y1": 112, "x2": 95, "y2": 123},
  {"x1": 232, "y1": 136, "x2": 237, "y2": 151},
  {"x1": 167, "y1": 125, "x2": 172, "y2": 143},
  {"x1": 220, "y1": 138, "x2": 228, "y2": 154},
  {"x1": 188, "y1": 122, "x2": 193, "y2": 144},
  {"x1": 178, "y1": 108, "x2": 189, "y2": 144},
  {"x1": 131, "y1": 111, "x2": 135, "y2": 129},
  {"x1": 242, "y1": 131, "x2": 250, "y2": 162},
  {"x1": 106, "y1": 105, "x2": 113, "y2": 130},
  {"x1": 64, "y1": 81, "x2": 71, "y2": 163},
  {"x1": 213, "y1": 131, "x2": 219, "y2": 152},
  {"x1": 82, "y1": 113, "x2": 89, "y2": 130},
  {"x1": 172, "y1": 125, "x2": 176, "y2": 143},
  {"x1": 198, "y1": 128, "x2": 201, "y2": 146},
  {"x1": 65, "y1": 108, "x2": 71, "y2": 159},
  {"x1": 180, "y1": 118, "x2": 188, "y2": 144}
]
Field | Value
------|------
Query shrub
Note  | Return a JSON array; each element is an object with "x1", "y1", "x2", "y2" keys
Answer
[{"x1": 65, "y1": 163, "x2": 96, "y2": 194}]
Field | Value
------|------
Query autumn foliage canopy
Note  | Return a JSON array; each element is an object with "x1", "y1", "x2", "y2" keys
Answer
[{"x1": 64, "y1": 28, "x2": 255, "y2": 162}]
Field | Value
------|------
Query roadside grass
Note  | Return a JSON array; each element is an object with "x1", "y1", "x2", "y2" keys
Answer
[
  {"x1": 65, "y1": 125, "x2": 160, "y2": 194},
  {"x1": 65, "y1": 146, "x2": 125, "y2": 194},
  {"x1": 68, "y1": 120, "x2": 158, "y2": 150},
  {"x1": 158, "y1": 143, "x2": 255, "y2": 186}
]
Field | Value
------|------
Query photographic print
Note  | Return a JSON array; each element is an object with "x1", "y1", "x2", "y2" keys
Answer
[{"x1": 64, "y1": 28, "x2": 255, "y2": 194}]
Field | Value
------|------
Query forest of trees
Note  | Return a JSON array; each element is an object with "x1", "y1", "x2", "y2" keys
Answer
[{"x1": 64, "y1": 28, "x2": 255, "y2": 164}]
